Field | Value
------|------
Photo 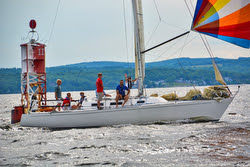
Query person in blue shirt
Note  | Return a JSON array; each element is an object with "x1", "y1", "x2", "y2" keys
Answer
[{"x1": 116, "y1": 80, "x2": 130, "y2": 108}]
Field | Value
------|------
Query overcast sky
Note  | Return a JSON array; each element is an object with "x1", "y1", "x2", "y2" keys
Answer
[{"x1": 0, "y1": 0, "x2": 249, "y2": 68}]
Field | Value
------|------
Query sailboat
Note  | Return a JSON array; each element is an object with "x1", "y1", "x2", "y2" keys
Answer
[{"x1": 19, "y1": 0, "x2": 249, "y2": 128}]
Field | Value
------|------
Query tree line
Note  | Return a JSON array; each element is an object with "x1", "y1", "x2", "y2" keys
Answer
[{"x1": 0, "y1": 58, "x2": 249, "y2": 94}]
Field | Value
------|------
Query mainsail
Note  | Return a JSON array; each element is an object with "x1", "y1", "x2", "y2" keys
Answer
[
  {"x1": 132, "y1": 0, "x2": 145, "y2": 96},
  {"x1": 192, "y1": 0, "x2": 250, "y2": 48}
]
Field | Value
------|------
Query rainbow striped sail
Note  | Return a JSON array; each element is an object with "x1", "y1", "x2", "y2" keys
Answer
[{"x1": 192, "y1": 0, "x2": 250, "y2": 48}]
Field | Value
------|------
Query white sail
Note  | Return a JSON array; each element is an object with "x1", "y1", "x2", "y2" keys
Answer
[{"x1": 132, "y1": 0, "x2": 145, "y2": 96}]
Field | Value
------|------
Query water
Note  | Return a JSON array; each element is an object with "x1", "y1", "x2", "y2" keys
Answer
[{"x1": 0, "y1": 85, "x2": 249, "y2": 166}]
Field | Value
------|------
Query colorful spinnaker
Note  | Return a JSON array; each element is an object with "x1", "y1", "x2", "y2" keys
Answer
[{"x1": 192, "y1": 0, "x2": 250, "y2": 48}]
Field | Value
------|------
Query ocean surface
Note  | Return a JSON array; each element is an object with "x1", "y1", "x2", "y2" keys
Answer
[{"x1": 0, "y1": 85, "x2": 249, "y2": 166}]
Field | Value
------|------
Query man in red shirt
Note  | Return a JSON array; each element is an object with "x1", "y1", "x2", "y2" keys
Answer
[{"x1": 96, "y1": 73, "x2": 104, "y2": 109}]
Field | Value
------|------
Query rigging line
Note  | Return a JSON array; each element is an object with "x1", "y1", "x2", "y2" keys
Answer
[
  {"x1": 202, "y1": 34, "x2": 217, "y2": 61},
  {"x1": 199, "y1": 34, "x2": 221, "y2": 76},
  {"x1": 47, "y1": 0, "x2": 61, "y2": 50},
  {"x1": 189, "y1": 0, "x2": 195, "y2": 11},
  {"x1": 161, "y1": 19, "x2": 187, "y2": 32},
  {"x1": 145, "y1": 21, "x2": 161, "y2": 47},
  {"x1": 122, "y1": 0, "x2": 130, "y2": 74},
  {"x1": 199, "y1": 34, "x2": 214, "y2": 59},
  {"x1": 153, "y1": 34, "x2": 199, "y2": 61},
  {"x1": 178, "y1": 32, "x2": 189, "y2": 58},
  {"x1": 126, "y1": 0, "x2": 134, "y2": 76},
  {"x1": 130, "y1": 6, "x2": 135, "y2": 77},
  {"x1": 177, "y1": 59, "x2": 200, "y2": 93},
  {"x1": 153, "y1": 0, "x2": 161, "y2": 21},
  {"x1": 177, "y1": 33, "x2": 200, "y2": 93},
  {"x1": 145, "y1": 1, "x2": 189, "y2": 50},
  {"x1": 184, "y1": 0, "x2": 193, "y2": 18},
  {"x1": 202, "y1": 35, "x2": 221, "y2": 65},
  {"x1": 199, "y1": 33, "x2": 232, "y2": 94},
  {"x1": 142, "y1": 31, "x2": 190, "y2": 54},
  {"x1": 145, "y1": 0, "x2": 162, "y2": 49},
  {"x1": 154, "y1": 37, "x2": 183, "y2": 61}
]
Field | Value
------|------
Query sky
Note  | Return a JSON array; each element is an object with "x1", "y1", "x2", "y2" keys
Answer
[{"x1": 0, "y1": 0, "x2": 249, "y2": 68}]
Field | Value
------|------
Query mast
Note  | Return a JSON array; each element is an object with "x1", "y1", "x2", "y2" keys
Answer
[{"x1": 132, "y1": 0, "x2": 145, "y2": 96}]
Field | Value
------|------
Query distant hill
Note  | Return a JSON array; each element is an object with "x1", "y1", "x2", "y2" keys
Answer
[
  {"x1": 0, "y1": 57, "x2": 249, "y2": 94},
  {"x1": 61, "y1": 57, "x2": 250, "y2": 70}
]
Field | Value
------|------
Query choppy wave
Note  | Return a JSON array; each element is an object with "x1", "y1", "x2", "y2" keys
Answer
[{"x1": 0, "y1": 85, "x2": 249, "y2": 166}]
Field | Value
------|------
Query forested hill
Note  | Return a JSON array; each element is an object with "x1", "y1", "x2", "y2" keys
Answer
[{"x1": 0, "y1": 57, "x2": 249, "y2": 94}]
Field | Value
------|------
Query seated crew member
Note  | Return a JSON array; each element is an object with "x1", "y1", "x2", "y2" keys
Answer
[
  {"x1": 62, "y1": 93, "x2": 77, "y2": 110},
  {"x1": 116, "y1": 80, "x2": 130, "y2": 108},
  {"x1": 77, "y1": 92, "x2": 87, "y2": 109},
  {"x1": 95, "y1": 90, "x2": 112, "y2": 98},
  {"x1": 103, "y1": 91, "x2": 112, "y2": 97}
]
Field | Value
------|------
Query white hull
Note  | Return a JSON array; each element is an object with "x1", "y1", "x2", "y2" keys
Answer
[{"x1": 20, "y1": 97, "x2": 233, "y2": 128}]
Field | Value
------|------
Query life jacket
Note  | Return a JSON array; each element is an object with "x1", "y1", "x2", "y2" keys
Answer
[
  {"x1": 127, "y1": 80, "x2": 132, "y2": 89},
  {"x1": 62, "y1": 97, "x2": 71, "y2": 107},
  {"x1": 79, "y1": 96, "x2": 86, "y2": 104}
]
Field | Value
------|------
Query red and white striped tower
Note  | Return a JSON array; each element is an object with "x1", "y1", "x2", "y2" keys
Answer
[{"x1": 20, "y1": 20, "x2": 47, "y2": 112}]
